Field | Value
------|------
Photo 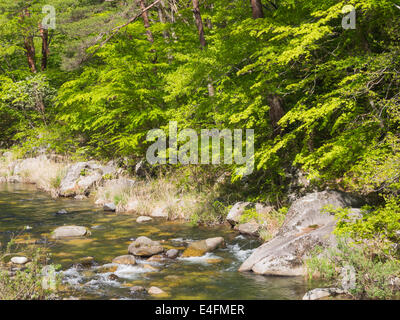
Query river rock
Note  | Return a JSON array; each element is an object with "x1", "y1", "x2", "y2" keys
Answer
[
  {"x1": 56, "y1": 209, "x2": 68, "y2": 215},
  {"x1": 128, "y1": 236, "x2": 164, "y2": 257},
  {"x1": 112, "y1": 255, "x2": 136, "y2": 265},
  {"x1": 234, "y1": 222, "x2": 260, "y2": 236},
  {"x1": 165, "y1": 249, "x2": 179, "y2": 259},
  {"x1": 239, "y1": 191, "x2": 362, "y2": 276},
  {"x1": 302, "y1": 288, "x2": 345, "y2": 300},
  {"x1": 130, "y1": 286, "x2": 146, "y2": 294},
  {"x1": 51, "y1": 226, "x2": 90, "y2": 239},
  {"x1": 103, "y1": 202, "x2": 116, "y2": 212},
  {"x1": 78, "y1": 256, "x2": 95, "y2": 267},
  {"x1": 136, "y1": 216, "x2": 152, "y2": 223},
  {"x1": 59, "y1": 161, "x2": 117, "y2": 197},
  {"x1": 108, "y1": 274, "x2": 119, "y2": 281},
  {"x1": 11, "y1": 256, "x2": 28, "y2": 265},
  {"x1": 182, "y1": 237, "x2": 225, "y2": 257},
  {"x1": 148, "y1": 286, "x2": 165, "y2": 295}
]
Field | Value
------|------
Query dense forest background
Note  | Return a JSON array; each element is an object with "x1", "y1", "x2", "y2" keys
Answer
[{"x1": 0, "y1": 0, "x2": 399, "y2": 207}]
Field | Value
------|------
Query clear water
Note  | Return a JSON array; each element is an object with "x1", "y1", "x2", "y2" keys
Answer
[{"x1": 0, "y1": 183, "x2": 317, "y2": 300}]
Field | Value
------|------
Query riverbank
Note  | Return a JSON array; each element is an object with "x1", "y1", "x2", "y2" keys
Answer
[
  {"x1": 0, "y1": 183, "x2": 313, "y2": 300},
  {"x1": 0, "y1": 152, "x2": 285, "y2": 238},
  {"x1": 1, "y1": 152, "x2": 399, "y2": 300}
]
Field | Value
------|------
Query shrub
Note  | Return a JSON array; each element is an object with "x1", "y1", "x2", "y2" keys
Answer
[{"x1": 0, "y1": 240, "x2": 60, "y2": 300}]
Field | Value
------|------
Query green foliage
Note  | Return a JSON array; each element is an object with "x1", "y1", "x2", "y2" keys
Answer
[
  {"x1": 330, "y1": 197, "x2": 400, "y2": 254},
  {"x1": 0, "y1": 240, "x2": 59, "y2": 300},
  {"x1": 306, "y1": 238, "x2": 400, "y2": 299}
]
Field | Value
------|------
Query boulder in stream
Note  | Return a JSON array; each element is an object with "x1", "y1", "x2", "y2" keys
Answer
[
  {"x1": 112, "y1": 255, "x2": 136, "y2": 265},
  {"x1": 128, "y1": 236, "x2": 164, "y2": 257},
  {"x1": 239, "y1": 191, "x2": 362, "y2": 276},
  {"x1": 182, "y1": 237, "x2": 225, "y2": 257},
  {"x1": 51, "y1": 226, "x2": 90, "y2": 239}
]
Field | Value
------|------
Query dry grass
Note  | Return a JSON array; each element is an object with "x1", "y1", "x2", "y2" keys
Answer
[
  {"x1": 0, "y1": 153, "x2": 67, "y2": 196},
  {"x1": 94, "y1": 173, "x2": 225, "y2": 222}
]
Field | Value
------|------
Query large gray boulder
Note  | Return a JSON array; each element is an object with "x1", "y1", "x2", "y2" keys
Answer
[
  {"x1": 128, "y1": 236, "x2": 164, "y2": 257},
  {"x1": 234, "y1": 222, "x2": 260, "y2": 237},
  {"x1": 59, "y1": 161, "x2": 117, "y2": 196},
  {"x1": 51, "y1": 226, "x2": 90, "y2": 239},
  {"x1": 239, "y1": 191, "x2": 362, "y2": 276}
]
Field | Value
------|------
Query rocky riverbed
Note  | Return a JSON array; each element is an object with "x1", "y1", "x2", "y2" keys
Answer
[{"x1": 0, "y1": 183, "x2": 325, "y2": 300}]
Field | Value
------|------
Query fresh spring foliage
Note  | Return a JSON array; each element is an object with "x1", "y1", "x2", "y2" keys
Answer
[{"x1": 0, "y1": 1, "x2": 399, "y2": 236}]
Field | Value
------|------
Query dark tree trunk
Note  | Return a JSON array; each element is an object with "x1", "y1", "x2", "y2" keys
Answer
[
  {"x1": 39, "y1": 24, "x2": 49, "y2": 71},
  {"x1": 21, "y1": 9, "x2": 37, "y2": 73},
  {"x1": 251, "y1": 0, "x2": 264, "y2": 19},
  {"x1": 138, "y1": 0, "x2": 154, "y2": 43},
  {"x1": 192, "y1": 0, "x2": 206, "y2": 49},
  {"x1": 268, "y1": 95, "x2": 285, "y2": 136},
  {"x1": 24, "y1": 36, "x2": 37, "y2": 73}
]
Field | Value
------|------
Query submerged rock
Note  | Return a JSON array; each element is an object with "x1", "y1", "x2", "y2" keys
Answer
[
  {"x1": 148, "y1": 286, "x2": 166, "y2": 296},
  {"x1": 239, "y1": 191, "x2": 362, "y2": 276},
  {"x1": 112, "y1": 255, "x2": 136, "y2": 265},
  {"x1": 51, "y1": 226, "x2": 90, "y2": 239},
  {"x1": 165, "y1": 249, "x2": 179, "y2": 259},
  {"x1": 56, "y1": 209, "x2": 68, "y2": 215},
  {"x1": 130, "y1": 286, "x2": 146, "y2": 294},
  {"x1": 182, "y1": 237, "x2": 225, "y2": 257},
  {"x1": 128, "y1": 236, "x2": 164, "y2": 257}
]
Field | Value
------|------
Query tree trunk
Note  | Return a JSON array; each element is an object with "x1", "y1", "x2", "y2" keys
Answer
[
  {"x1": 157, "y1": 0, "x2": 170, "y2": 40},
  {"x1": 192, "y1": 0, "x2": 206, "y2": 49},
  {"x1": 138, "y1": 0, "x2": 154, "y2": 43},
  {"x1": 268, "y1": 95, "x2": 285, "y2": 136},
  {"x1": 251, "y1": 0, "x2": 264, "y2": 19},
  {"x1": 24, "y1": 36, "x2": 37, "y2": 73},
  {"x1": 21, "y1": 9, "x2": 37, "y2": 73},
  {"x1": 39, "y1": 24, "x2": 49, "y2": 71}
]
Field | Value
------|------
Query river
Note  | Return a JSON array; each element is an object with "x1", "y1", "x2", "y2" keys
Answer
[{"x1": 0, "y1": 183, "x2": 317, "y2": 300}]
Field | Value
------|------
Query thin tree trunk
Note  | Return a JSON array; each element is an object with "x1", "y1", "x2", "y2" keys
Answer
[
  {"x1": 192, "y1": 0, "x2": 206, "y2": 49},
  {"x1": 138, "y1": 0, "x2": 154, "y2": 43},
  {"x1": 157, "y1": 0, "x2": 170, "y2": 40},
  {"x1": 251, "y1": 0, "x2": 264, "y2": 19},
  {"x1": 39, "y1": 24, "x2": 49, "y2": 71},
  {"x1": 24, "y1": 36, "x2": 37, "y2": 73},
  {"x1": 21, "y1": 9, "x2": 37, "y2": 73},
  {"x1": 268, "y1": 95, "x2": 285, "y2": 136}
]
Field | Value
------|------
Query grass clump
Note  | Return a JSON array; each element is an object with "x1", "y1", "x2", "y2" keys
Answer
[
  {"x1": 0, "y1": 240, "x2": 60, "y2": 300},
  {"x1": 306, "y1": 238, "x2": 400, "y2": 299}
]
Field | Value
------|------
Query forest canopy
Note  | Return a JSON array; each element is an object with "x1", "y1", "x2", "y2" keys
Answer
[{"x1": 0, "y1": 0, "x2": 399, "y2": 205}]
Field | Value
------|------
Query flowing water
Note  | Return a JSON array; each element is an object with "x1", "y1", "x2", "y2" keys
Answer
[{"x1": 0, "y1": 183, "x2": 316, "y2": 300}]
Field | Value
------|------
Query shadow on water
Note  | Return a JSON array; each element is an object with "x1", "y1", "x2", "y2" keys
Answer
[{"x1": 0, "y1": 183, "x2": 320, "y2": 300}]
